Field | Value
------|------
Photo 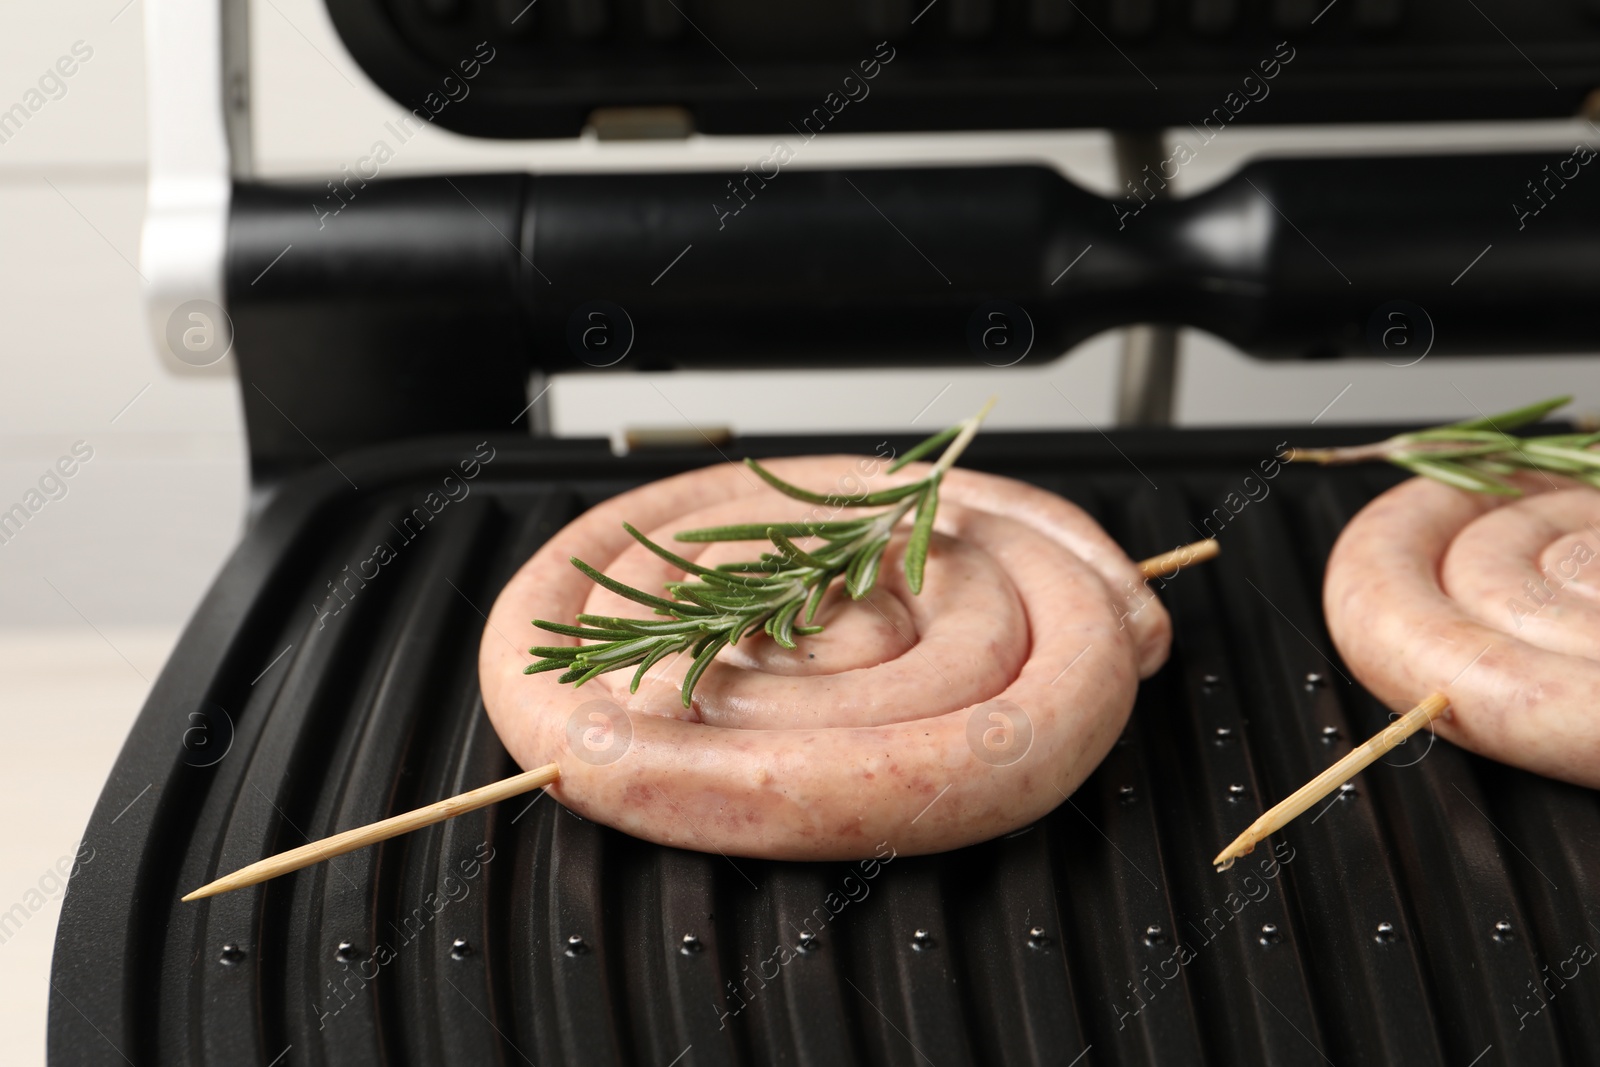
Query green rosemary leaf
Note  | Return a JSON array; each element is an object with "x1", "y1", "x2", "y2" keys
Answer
[
  {"x1": 859, "y1": 484, "x2": 929, "y2": 506},
  {"x1": 524, "y1": 659, "x2": 570, "y2": 675},
  {"x1": 712, "y1": 558, "x2": 786, "y2": 573},
  {"x1": 1401, "y1": 458, "x2": 1518, "y2": 495},
  {"x1": 696, "y1": 572, "x2": 786, "y2": 594},
  {"x1": 744, "y1": 459, "x2": 841, "y2": 504},
  {"x1": 532, "y1": 620, "x2": 638, "y2": 641},
  {"x1": 845, "y1": 535, "x2": 892, "y2": 599},
  {"x1": 675, "y1": 520, "x2": 871, "y2": 543},
  {"x1": 1401, "y1": 428, "x2": 1516, "y2": 445},
  {"x1": 622, "y1": 522, "x2": 725, "y2": 579},
  {"x1": 816, "y1": 523, "x2": 878, "y2": 541},
  {"x1": 569, "y1": 658, "x2": 641, "y2": 688},
  {"x1": 579, "y1": 636, "x2": 663, "y2": 665},
  {"x1": 1544, "y1": 431, "x2": 1600, "y2": 448},
  {"x1": 904, "y1": 477, "x2": 939, "y2": 595},
  {"x1": 738, "y1": 613, "x2": 775, "y2": 644},
  {"x1": 1521, "y1": 442, "x2": 1600, "y2": 469},
  {"x1": 887, "y1": 424, "x2": 963, "y2": 473},
  {"x1": 570, "y1": 557, "x2": 713, "y2": 616},
  {"x1": 661, "y1": 587, "x2": 734, "y2": 613},
  {"x1": 801, "y1": 577, "x2": 830, "y2": 625},
  {"x1": 1444, "y1": 395, "x2": 1571, "y2": 433},
  {"x1": 574, "y1": 614, "x2": 708, "y2": 636},
  {"x1": 766, "y1": 528, "x2": 831, "y2": 570},
  {"x1": 776, "y1": 599, "x2": 807, "y2": 649},
  {"x1": 527, "y1": 645, "x2": 592, "y2": 659},
  {"x1": 674, "y1": 525, "x2": 784, "y2": 543},
  {"x1": 1391, "y1": 442, "x2": 1511, "y2": 462},
  {"x1": 682, "y1": 634, "x2": 729, "y2": 706},
  {"x1": 630, "y1": 640, "x2": 683, "y2": 693},
  {"x1": 768, "y1": 601, "x2": 806, "y2": 652},
  {"x1": 745, "y1": 459, "x2": 927, "y2": 508},
  {"x1": 665, "y1": 582, "x2": 771, "y2": 613}
]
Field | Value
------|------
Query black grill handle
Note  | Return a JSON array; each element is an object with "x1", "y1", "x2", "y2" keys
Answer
[
  {"x1": 233, "y1": 153, "x2": 1600, "y2": 365},
  {"x1": 228, "y1": 154, "x2": 1597, "y2": 474},
  {"x1": 519, "y1": 155, "x2": 1598, "y2": 363}
]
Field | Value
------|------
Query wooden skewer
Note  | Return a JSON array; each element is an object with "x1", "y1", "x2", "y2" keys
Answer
[
  {"x1": 182, "y1": 762, "x2": 561, "y2": 902},
  {"x1": 181, "y1": 541, "x2": 1222, "y2": 903},
  {"x1": 1212, "y1": 693, "x2": 1449, "y2": 872},
  {"x1": 1138, "y1": 538, "x2": 1220, "y2": 580}
]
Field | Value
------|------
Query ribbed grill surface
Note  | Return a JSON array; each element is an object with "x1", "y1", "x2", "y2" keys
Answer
[{"x1": 50, "y1": 429, "x2": 1600, "y2": 1066}]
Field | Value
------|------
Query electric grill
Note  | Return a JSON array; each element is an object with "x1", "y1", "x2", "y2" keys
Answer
[{"x1": 51, "y1": 1, "x2": 1600, "y2": 1063}]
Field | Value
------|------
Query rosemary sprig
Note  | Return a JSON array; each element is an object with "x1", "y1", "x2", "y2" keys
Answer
[
  {"x1": 1286, "y1": 395, "x2": 1598, "y2": 495},
  {"x1": 525, "y1": 399, "x2": 997, "y2": 706}
]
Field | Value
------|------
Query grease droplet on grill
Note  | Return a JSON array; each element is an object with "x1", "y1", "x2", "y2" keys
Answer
[
  {"x1": 335, "y1": 941, "x2": 358, "y2": 963},
  {"x1": 1144, "y1": 924, "x2": 1166, "y2": 946},
  {"x1": 1493, "y1": 920, "x2": 1514, "y2": 942},
  {"x1": 1227, "y1": 783, "x2": 1247, "y2": 801},
  {"x1": 1374, "y1": 922, "x2": 1397, "y2": 943},
  {"x1": 566, "y1": 934, "x2": 589, "y2": 957},
  {"x1": 219, "y1": 944, "x2": 245, "y2": 965},
  {"x1": 1259, "y1": 923, "x2": 1282, "y2": 945},
  {"x1": 1027, "y1": 926, "x2": 1049, "y2": 949},
  {"x1": 680, "y1": 933, "x2": 703, "y2": 955},
  {"x1": 911, "y1": 929, "x2": 934, "y2": 951},
  {"x1": 797, "y1": 931, "x2": 818, "y2": 953},
  {"x1": 1214, "y1": 726, "x2": 1235, "y2": 744},
  {"x1": 451, "y1": 938, "x2": 472, "y2": 960}
]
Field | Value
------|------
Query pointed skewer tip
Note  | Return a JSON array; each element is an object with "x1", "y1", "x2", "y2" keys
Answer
[
  {"x1": 1206, "y1": 693, "x2": 1449, "y2": 875},
  {"x1": 1212, "y1": 835, "x2": 1255, "y2": 872},
  {"x1": 181, "y1": 762, "x2": 561, "y2": 903}
]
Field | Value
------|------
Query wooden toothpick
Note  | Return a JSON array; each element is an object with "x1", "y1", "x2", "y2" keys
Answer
[
  {"x1": 1212, "y1": 693, "x2": 1449, "y2": 871},
  {"x1": 1138, "y1": 538, "x2": 1220, "y2": 580},
  {"x1": 182, "y1": 762, "x2": 561, "y2": 901}
]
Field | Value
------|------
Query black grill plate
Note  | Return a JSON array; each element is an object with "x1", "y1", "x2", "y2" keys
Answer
[{"x1": 49, "y1": 428, "x2": 1600, "y2": 1066}]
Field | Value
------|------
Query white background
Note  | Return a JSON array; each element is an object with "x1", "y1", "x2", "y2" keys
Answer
[{"x1": 3, "y1": 1, "x2": 1598, "y2": 1061}]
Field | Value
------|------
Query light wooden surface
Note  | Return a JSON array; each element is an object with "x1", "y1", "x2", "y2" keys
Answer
[{"x1": 0, "y1": 625, "x2": 174, "y2": 1067}]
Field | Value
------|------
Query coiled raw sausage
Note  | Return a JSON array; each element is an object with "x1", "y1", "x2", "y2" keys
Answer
[
  {"x1": 480, "y1": 455, "x2": 1172, "y2": 859},
  {"x1": 1324, "y1": 474, "x2": 1600, "y2": 788}
]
